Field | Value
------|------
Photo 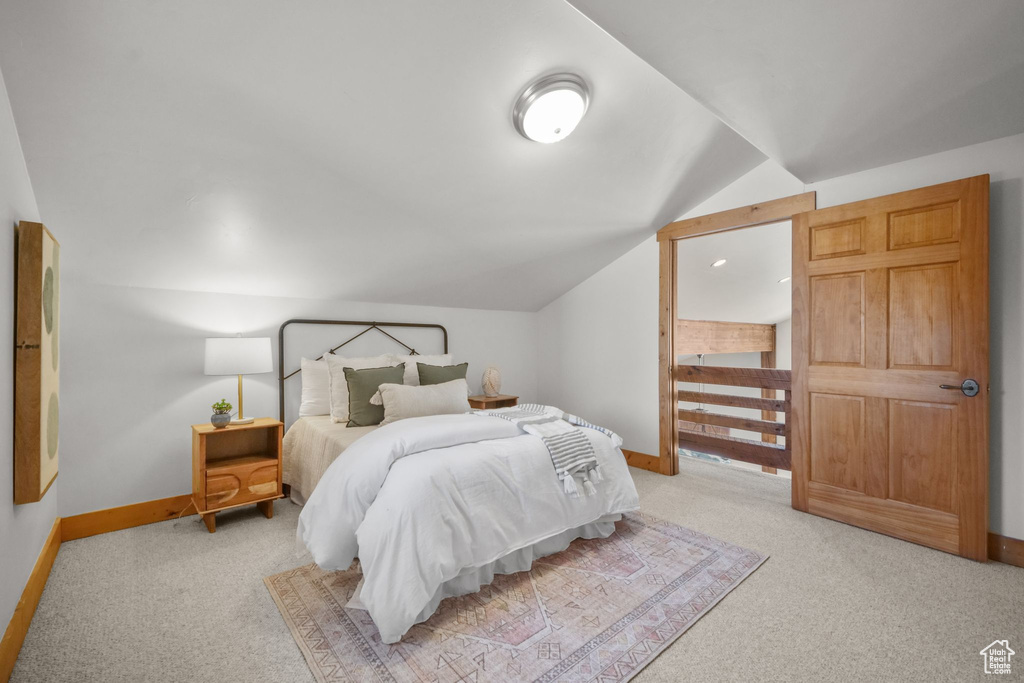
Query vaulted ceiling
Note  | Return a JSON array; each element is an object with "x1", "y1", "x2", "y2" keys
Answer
[
  {"x1": 0, "y1": 0, "x2": 763, "y2": 311},
  {"x1": 568, "y1": 0, "x2": 1024, "y2": 182},
  {"x1": 2, "y1": 1, "x2": 1022, "y2": 312}
]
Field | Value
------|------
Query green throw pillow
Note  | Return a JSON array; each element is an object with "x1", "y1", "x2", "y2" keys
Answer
[
  {"x1": 418, "y1": 362, "x2": 469, "y2": 386},
  {"x1": 344, "y1": 363, "x2": 405, "y2": 427}
]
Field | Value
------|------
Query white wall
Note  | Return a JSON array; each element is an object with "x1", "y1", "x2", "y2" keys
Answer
[
  {"x1": 535, "y1": 234, "x2": 659, "y2": 454},
  {"x1": 537, "y1": 132, "x2": 1024, "y2": 540},
  {"x1": 58, "y1": 283, "x2": 538, "y2": 516},
  {"x1": 0, "y1": 67, "x2": 59, "y2": 630},
  {"x1": 536, "y1": 161, "x2": 803, "y2": 456}
]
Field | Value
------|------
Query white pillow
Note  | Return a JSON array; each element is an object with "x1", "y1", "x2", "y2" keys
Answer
[
  {"x1": 298, "y1": 357, "x2": 331, "y2": 417},
  {"x1": 372, "y1": 379, "x2": 471, "y2": 426},
  {"x1": 395, "y1": 353, "x2": 452, "y2": 386},
  {"x1": 326, "y1": 353, "x2": 400, "y2": 423}
]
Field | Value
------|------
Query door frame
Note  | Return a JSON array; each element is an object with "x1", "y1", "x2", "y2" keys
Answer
[{"x1": 656, "y1": 192, "x2": 817, "y2": 475}]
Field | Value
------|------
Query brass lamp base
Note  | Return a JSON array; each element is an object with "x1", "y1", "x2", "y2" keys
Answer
[{"x1": 232, "y1": 374, "x2": 254, "y2": 424}]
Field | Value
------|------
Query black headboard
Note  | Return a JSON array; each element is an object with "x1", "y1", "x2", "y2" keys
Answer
[{"x1": 277, "y1": 319, "x2": 449, "y2": 423}]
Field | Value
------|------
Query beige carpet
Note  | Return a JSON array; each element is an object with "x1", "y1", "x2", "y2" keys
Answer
[
  {"x1": 12, "y1": 457, "x2": 1024, "y2": 682},
  {"x1": 266, "y1": 513, "x2": 765, "y2": 682}
]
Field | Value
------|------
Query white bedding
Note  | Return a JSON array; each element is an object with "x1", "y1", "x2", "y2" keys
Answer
[
  {"x1": 297, "y1": 411, "x2": 640, "y2": 644},
  {"x1": 282, "y1": 417, "x2": 377, "y2": 504}
]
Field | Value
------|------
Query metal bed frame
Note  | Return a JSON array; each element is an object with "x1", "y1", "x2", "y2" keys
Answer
[{"x1": 277, "y1": 318, "x2": 449, "y2": 423}]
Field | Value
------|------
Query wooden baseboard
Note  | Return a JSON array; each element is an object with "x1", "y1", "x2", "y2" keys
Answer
[
  {"x1": 61, "y1": 494, "x2": 195, "y2": 542},
  {"x1": 622, "y1": 449, "x2": 662, "y2": 473},
  {"x1": 988, "y1": 532, "x2": 1024, "y2": 568},
  {"x1": 0, "y1": 517, "x2": 61, "y2": 682},
  {"x1": 1, "y1": 496, "x2": 192, "y2": 679}
]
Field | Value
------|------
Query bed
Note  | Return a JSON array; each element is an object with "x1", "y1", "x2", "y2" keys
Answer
[
  {"x1": 278, "y1": 319, "x2": 450, "y2": 502},
  {"x1": 281, "y1": 417, "x2": 376, "y2": 504},
  {"x1": 278, "y1": 319, "x2": 640, "y2": 644}
]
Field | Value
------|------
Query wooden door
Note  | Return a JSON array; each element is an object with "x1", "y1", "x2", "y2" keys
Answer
[{"x1": 791, "y1": 175, "x2": 989, "y2": 561}]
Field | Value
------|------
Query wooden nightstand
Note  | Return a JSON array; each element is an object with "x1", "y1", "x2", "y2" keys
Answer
[
  {"x1": 191, "y1": 417, "x2": 283, "y2": 533},
  {"x1": 468, "y1": 394, "x2": 518, "y2": 410}
]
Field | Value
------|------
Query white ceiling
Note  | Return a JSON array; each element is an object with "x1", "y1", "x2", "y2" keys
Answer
[
  {"x1": 676, "y1": 221, "x2": 791, "y2": 325},
  {"x1": 568, "y1": 0, "x2": 1024, "y2": 182},
  {"x1": 0, "y1": 0, "x2": 764, "y2": 311}
]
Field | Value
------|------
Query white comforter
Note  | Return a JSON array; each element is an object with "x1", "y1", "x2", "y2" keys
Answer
[{"x1": 297, "y1": 412, "x2": 640, "y2": 643}]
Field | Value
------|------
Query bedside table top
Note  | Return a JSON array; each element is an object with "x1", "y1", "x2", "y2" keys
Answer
[
  {"x1": 191, "y1": 417, "x2": 282, "y2": 434},
  {"x1": 468, "y1": 394, "x2": 518, "y2": 403}
]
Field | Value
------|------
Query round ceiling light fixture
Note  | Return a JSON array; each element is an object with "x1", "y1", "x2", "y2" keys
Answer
[
  {"x1": 710, "y1": 259, "x2": 728, "y2": 268},
  {"x1": 513, "y1": 73, "x2": 590, "y2": 144},
  {"x1": 778, "y1": 276, "x2": 792, "y2": 283}
]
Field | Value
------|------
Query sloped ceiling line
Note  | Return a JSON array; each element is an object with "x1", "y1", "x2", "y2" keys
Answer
[
  {"x1": 0, "y1": 0, "x2": 766, "y2": 312},
  {"x1": 568, "y1": 0, "x2": 1024, "y2": 183}
]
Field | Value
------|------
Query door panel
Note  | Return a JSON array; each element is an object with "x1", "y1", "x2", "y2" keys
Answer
[
  {"x1": 889, "y1": 264, "x2": 957, "y2": 369},
  {"x1": 810, "y1": 273, "x2": 865, "y2": 366},
  {"x1": 811, "y1": 219, "x2": 866, "y2": 259},
  {"x1": 888, "y1": 202, "x2": 958, "y2": 250},
  {"x1": 888, "y1": 399, "x2": 957, "y2": 513},
  {"x1": 792, "y1": 175, "x2": 988, "y2": 561},
  {"x1": 809, "y1": 393, "x2": 865, "y2": 493}
]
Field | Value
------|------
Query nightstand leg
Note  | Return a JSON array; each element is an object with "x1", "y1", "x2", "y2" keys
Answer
[
  {"x1": 257, "y1": 500, "x2": 274, "y2": 519},
  {"x1": 201, "y1": 512, "x2": 216, "y2": 533}
]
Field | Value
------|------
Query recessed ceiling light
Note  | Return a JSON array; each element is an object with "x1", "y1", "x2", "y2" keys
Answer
[
  {"x1": 710, "y1": 259, "x2": 727, "y2": 268},
  {"x1": 778, "y1": 276, "x2": 792, "y2": 283},
  {"x1": 513, "y1": 73, "x2": 590, "y2": 144}
]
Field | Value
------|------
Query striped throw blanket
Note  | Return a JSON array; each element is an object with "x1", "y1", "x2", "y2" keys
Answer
[{"x1": 474, "y1": 404, "x2": 620, "y2": 498}]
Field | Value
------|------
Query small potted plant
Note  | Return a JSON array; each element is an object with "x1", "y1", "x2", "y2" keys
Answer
[{"x1": 211, "y1": 399, "x2": 232, "y2": 428}]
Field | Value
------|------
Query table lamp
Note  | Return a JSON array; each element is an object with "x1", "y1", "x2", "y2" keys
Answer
[{"x1": 204, "y1": 336, "x2": 273, "y2": 424}]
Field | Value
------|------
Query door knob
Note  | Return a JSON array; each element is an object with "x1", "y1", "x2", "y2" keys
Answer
[{"x1": 939, "y1": 379, "x2": 980, "y2": 397}]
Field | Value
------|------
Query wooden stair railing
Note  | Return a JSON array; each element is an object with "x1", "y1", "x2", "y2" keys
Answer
[{"x1": 676, "y1": 365, "x2": 792, "y2": 470}]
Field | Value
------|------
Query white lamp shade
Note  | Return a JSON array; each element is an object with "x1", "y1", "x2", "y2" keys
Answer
[{"x1": 204, "y1": 337, "x2": 273, "y2": 376}]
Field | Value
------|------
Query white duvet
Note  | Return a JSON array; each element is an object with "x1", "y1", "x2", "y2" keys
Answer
[{"x1": 297, "y1": 411, "x2": 640, "y2": 643}]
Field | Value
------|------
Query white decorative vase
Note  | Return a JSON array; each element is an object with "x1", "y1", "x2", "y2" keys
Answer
[{"x1": 482, "y1": 366, "x2": 502, "y2": 397}]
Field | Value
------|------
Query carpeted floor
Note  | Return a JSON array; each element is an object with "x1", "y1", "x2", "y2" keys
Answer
[
  {"x1": 266, "y1": 512, "x2": 765, "y2": 682},
  {"x1": 13, "y1": 457, "x2": 1024, "y2": 682}
]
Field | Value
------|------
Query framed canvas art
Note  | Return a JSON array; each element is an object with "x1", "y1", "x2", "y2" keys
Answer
[{"x1": 14, "y1": 221, "x2": 60, "y2": 504}]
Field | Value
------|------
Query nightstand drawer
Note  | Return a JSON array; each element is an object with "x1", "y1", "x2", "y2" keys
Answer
[{"x1": 206, "y1": 456, "x2": 279, "y2": 510}]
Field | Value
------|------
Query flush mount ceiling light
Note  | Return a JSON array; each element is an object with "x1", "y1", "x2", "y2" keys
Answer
[
  {"x1": 710, "y1": 259, "x2": 728, "y2": 268},
  {"x1": 778, "y1": 276, "x2": 792, "y2": 283},
  {"x1": 513, "y1": 73, "x2": 590, "y2": 143}
]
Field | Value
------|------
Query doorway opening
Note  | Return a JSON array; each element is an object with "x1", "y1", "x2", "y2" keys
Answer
[
  {"x1": 676, "y1": 220, "x2": 792, "y2": 478},
  {"x1": 657, "y1": 192, "x2": 816, "y2": 477}
]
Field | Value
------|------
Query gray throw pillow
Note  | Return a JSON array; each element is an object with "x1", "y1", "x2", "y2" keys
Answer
[
  {"x1": 344, "y1": 364, "x2": 405, "y2": 427},
  {"x1": 417, "y1": 362, "x2": 469, "y2": 386}
]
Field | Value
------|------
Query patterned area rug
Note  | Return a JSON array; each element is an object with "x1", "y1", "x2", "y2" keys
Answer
[{"x1": 266, "y1": 512, "x2": 766, "y2": 682}]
